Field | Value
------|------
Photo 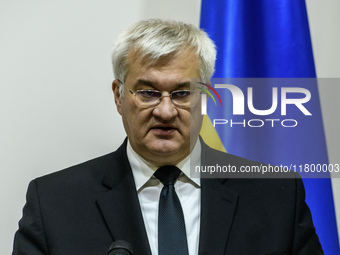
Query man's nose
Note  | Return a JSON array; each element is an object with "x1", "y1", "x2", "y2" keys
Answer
[{"x1": 152, "y1": 96, "x2": 178, "y2": 120}]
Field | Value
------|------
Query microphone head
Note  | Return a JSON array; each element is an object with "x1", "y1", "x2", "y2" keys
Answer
[{"x1": 107, "y1": 240, "x2": 133, "y2": 255}]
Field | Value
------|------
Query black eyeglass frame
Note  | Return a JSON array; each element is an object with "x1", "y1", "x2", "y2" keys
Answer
[{"x1": 117, "y1": 80, "x2": 202, "y2": 108}]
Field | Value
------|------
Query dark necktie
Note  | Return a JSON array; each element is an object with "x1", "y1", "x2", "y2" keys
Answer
[{"x1": 154, "y1": 166, "x2": 189, "y2": 255}]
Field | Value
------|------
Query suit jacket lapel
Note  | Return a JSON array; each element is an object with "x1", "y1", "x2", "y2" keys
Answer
[
  {"x1": 96, "y1": 140, "x2": 152, "y2": 255},
  {"x1": 198, "y1": 140, "x2": 239, "y2": 254}
]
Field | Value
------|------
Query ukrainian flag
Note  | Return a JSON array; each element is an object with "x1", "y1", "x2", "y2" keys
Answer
[{"x1": 200, "y1": 0, "x2": 339, "y2": 254}]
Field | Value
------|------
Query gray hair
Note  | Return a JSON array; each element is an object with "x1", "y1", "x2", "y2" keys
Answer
[{"x1": 111, "y1": 19, "x2": 216, "y2": 95}]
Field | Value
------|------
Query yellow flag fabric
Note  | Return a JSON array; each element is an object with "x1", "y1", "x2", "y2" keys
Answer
[{"x1": 200, "y1": 115, "x2": 226, "y2": 153}]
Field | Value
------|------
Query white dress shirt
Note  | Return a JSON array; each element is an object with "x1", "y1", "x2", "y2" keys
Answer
[{"x1": 127, "y1": 140, "x2": 201, "y2": 255}]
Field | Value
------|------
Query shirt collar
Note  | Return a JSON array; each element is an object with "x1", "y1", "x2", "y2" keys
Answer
[{"x1": 127, "y1": 139, "x2": 201, "y2": 191}]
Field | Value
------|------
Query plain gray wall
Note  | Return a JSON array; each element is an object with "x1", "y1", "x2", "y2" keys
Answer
[
  {"x1": 0, "y1": 0, "x2": 201, "y2": 253},
  {"x1": 1, "y1": 0, "x2": 339, "y2": 253},
  {"x1": 306, "y1": 0, "x2": 340, "y2": 243}
]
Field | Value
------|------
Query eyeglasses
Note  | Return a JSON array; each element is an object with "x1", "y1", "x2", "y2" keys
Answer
[{"x1": 128, "y1": 89, "x2": 202, "y2": 108}]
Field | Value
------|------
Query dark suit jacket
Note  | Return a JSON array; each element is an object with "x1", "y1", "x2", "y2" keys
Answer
[{"x1": 13, "y1": 139, "x2": 324, "y2": 255}]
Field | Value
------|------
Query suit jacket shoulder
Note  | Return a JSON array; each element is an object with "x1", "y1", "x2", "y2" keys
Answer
[
  {"x1": 199, "y1": 140, "x2": 324, "y2": 255},
  {"x1": 13, "y1": 140, "x2": 152, "y2": 255}
]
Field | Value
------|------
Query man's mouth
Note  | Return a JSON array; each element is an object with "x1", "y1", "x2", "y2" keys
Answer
[{"x1": 151, "y1": 125, "x2": 177, "y2": 136}]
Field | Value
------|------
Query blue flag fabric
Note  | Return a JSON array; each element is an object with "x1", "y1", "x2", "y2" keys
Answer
[{"x1": 200, "y1": 0, "x2": 339, "y2": 254}]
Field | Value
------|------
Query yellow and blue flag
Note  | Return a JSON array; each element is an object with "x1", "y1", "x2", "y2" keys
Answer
[{"x1": 200, "y1": 0, "x2": 339, "y2": 254}]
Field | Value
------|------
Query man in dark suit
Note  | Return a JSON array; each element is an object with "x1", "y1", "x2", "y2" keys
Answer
[{"x1": 13, "y1": 19, "x2": 324, "y2": 255}]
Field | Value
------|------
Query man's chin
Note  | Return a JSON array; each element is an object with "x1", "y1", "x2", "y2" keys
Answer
[
  {"x1": 148, "y1": 142, "x2": 181, "y2": 156},
  {"x1": 144, "y1": 141, "x2": 189, "y2": 164}
]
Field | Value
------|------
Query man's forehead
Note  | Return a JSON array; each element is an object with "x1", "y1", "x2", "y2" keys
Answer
[
  {"x1": 124, "y1": 48, "x2": 200, "y2": 89},
  {"x1": 133, "y1": 79, "x2": 192, "y2": 89}
]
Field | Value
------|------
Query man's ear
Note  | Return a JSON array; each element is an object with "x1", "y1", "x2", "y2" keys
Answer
[{"x1": 112, "y1": 80, "x2": 122, "y2": 115}]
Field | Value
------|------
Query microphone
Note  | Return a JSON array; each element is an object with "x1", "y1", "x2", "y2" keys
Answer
[{"x1": 107, "y1": 240, "x2": 133, "y2": 255}]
